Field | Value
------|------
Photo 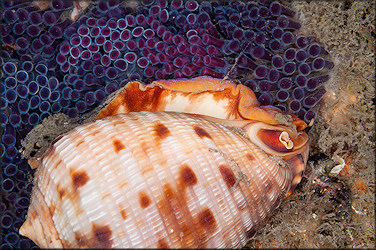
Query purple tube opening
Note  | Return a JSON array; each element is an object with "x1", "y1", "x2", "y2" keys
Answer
[
  {"x1": 132, "y1": 26, "x2": 144, "y2": 38},
  {"x1": 110, "y1": 49, "x2": 121, "y2": 60},
  {"x1": 295, "y1": 49, "x2": 307, "y2": 62},
  {"x1": 126, "y1": 15, "x2": 136, "y2": 27},
  {"x1": 114, "y1": 59, "x2": 128, "y2": 71},
  {"x1": 125, "y1": 52, "x2": 137, "y2": 64},
  {"x1": 164, "y1": 62, "x2": 178, "y2": 74},
  {"x1": 90, "y1": 26, "x2": 100, "y2": 37},
  {"x1": 292, "y1": 88, "x2": 305, "y2": 102},
  {"x1": 258, "y1": 93, "x2": 274, "y2": 106},
  {"x1": 255, "y1": 65, "x2": 268, "y2": 79},
  {"x1": 308, "y1": 43, "x2": 321, "y2": 57},
  {"x1": 289, "y1": 100, "x2": 301, "y2": 112},
  {"x1": 284, "y1": 48, "x2": 296, "y2": 61},
  {"x1": 306, "y1": 78, "x2": 319, "y2": 91},
  {"x1": 29, "y1": 12, "x2": 42, "y2": 25},
  {"x1": 259, "y1": 80, "x2": 271, "y2": 92},
  {"x1": 81, "y1": 36, "x2": 91, "y2": 48},
  {"x1": 295, "y1": 75, "x2": 307, "y2": 87},
  {"x1": 303, "y1": 96, "x2": 316, "y2": 108},
  {"x1": 298, "y1": 63, "x2": 311, "y2": 76},
  {"x1": 276, "y1": 90, "x2": 290, "y2": 102},
  {"x1": 268, "y1": 69, "x2": 280, "y2": 83},
  {"x1": 278, "y1": 78, "x2": 293, "y2": 90},
  {"x1": 111, "y1": 30, "x2": 121, "y2": 41},
  {"x1": 282, "y1": 31, "x2": 294, "y2": 45},
  {"x1": 144, "y1": 29, "x2": 155, "y2": 39},
  {"x1": 70, "y1": 47, "x2": 81, "y2": 59},
  {"x1": 270, "y1": 1, "x2": 282, "y2": 16},
  {"x1": 56, "y1": 54, "x2": 67, "y2": 64},
  {"x1": 137, "y1": 57, "x2": 150, "y2": 68},
  {"x1": 186, "y1": 0, "x2": 199, "y2": 11},
  {"x1": 283, "y1": 62, "x2": 296, "y2": 75},
  {"x1": 120, "y1": 29, "x2": 132, "y2": 41},
  {"x1": 271, "y1": 55, "x2": 284, "y2": 69},
  {"x1": 159, "y1": 9, "x2": 169, "y2": 23},
  {"x1": 254, "y1": 32, "x2": 265, "y2": 45},
  {"x1": 101, "y1": 55, "x2": 111, "y2": 67},
  {"x1": 269, "y1": 39, "x2": 282, "y2": 52},
  {"x1": 117, "y1": 18, "x2": 127, "y2": 29},
  {"x1": 296, "y1": 35, "x2": 309, "y2": 49},
  {"x1": 312, "y1": 57, "x2": 325, "y2": 71},
  {"x1": 126, "y1": 40, "x2": 137, "y2": 51},
  {"x1": 89, "y1": 44, "x2": 99, "y2": 52},
  {"x1": 271, "y1": 27, "x2": 283, "y2": 40},
  {"x1": 70, "y1": 35, "x2": 81, "y2": 46},
  {"x1": 93, "y1": 65, "x2": 105, "y2": 78},
  {"x1": 78, "y1": 25, "x2": 89, "y2": 36}
]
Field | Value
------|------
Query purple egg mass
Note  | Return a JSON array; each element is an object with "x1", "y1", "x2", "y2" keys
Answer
[{"x1": 0, "y1": 0, "x2": 333, "y2": 248}]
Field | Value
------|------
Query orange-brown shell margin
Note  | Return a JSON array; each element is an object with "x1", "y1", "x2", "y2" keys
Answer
[{"x1": 96, "y1": 76, "x2": 307, "y2": 131}]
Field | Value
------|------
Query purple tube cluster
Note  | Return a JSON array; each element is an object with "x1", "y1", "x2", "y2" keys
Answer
[
  {"x1": 1, "y1": 1, "x2": 75, "y2": 248},
  {"x1": 1, "y1": 0, "x2": 73, "y2": 67},
  {"x1": 1, "y1": 55, "x2": 65, "y2": 249},
  {"x1": 55, "y1": 0, "x2": 333, "y2": 124},
  {"x1": 1, "y1": 0, "x2": 333, "y2": 248}
]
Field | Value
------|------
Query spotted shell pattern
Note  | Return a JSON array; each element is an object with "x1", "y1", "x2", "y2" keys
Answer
[{"x1": 20, "y1": 77, "x2": 310, "y2": 248}]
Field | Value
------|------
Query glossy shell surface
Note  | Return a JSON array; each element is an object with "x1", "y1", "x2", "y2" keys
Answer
[{"x1": 20, "y1": 77, "x2": 310, "y2": 248}]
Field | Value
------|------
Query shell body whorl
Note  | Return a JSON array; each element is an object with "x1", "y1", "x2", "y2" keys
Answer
[{"x1": 20, "y1": 111, "x2": 309, "y2": 248}]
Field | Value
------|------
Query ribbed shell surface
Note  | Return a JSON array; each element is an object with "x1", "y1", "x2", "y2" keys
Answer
[{"x1": 28, "y1": 111, "x2": 294, "y2": 248}]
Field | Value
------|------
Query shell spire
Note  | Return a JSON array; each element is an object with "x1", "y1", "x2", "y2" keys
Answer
[{"x1": 19, "y1": 187, "x2": 63, "y2": 248}]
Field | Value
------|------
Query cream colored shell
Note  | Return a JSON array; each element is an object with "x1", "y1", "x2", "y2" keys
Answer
[{"x1": 20, "y1": 111, "x2": 308, "y2": 248}]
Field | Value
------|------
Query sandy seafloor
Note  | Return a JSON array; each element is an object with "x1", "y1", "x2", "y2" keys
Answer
[
  {"x1": 2, "y1": 0, "x2": 375, "y2": 249},
  {"x1": 245, "y1": 1, "x2": 375, "y2": 248}
]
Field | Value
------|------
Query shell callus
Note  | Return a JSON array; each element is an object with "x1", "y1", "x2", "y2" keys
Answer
[
  {"x1": 20, "y1": 111, "x2": 309, "y2": 248},
  {"x1": 97, "y1": 76, "x2": 307, "y2": 131}
]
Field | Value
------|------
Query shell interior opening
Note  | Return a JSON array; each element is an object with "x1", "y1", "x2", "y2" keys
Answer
[
  {"x1": 279, "y1": 131, "x2": 294, "y2": 150},
  {"x1": 244, "y1": 122, "x2": 309, "y2": 157}
]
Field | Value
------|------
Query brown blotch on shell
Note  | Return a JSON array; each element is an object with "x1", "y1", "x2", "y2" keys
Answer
[
  {"x1": 157, "y1": 238, "x2": 170, "y2": 249},
  {"x1": 159, "y1": 183, "x2": 201, "y2": 247},
  {"x1": 57, "y1": 185, "x2": 66, "y2": 199},
  {"x1": 76, "y1": 140, "x2": 85, "y2": 147},
  {"x1": 193, "y1": 126, "x2": 212, "y2": 139},
  {"x1": 264, "y1": 180, "x2": 274, "y2": 195},
  {"x1": 97, "y1": 82, "x2": 165, "y2": 118},
  {"x1": 74, "y1": 232, "x2": 88, "y2": 247},
  {"x1": 51, "y1": 159, "x2": 62, "y2": 171},
  {"x1": 92, "y1": 223, "x2": 113, "y2": 248},
  {"x1": 139, "y1": 191, "x2": 151, "y2": 209},
  {"x1": 120, "y1": 209, "x2": 127, "y2": 220},
  {"x1": 246, "y1": 153, "x2": 255, "y2": 161},
  {"x1": 71, "y1": 170, "x2": 89, "y2": 190},
  {"x1": 218, "y1": 165, "x2": 236, "y2": 189},
  {"x1": 90, "y1": 130, "x2": 100, "y2": 137},
  {"x1": 179, "y1": 164, "x2": 197, "y2": 187},
  {"x1": 198, "y1": 207, "x2": 217, "y2": 231},
  {"x1": 112, "y1": 139, "x2": 125, "y2": 153},
  {"x1": 154, "y1": 121, "x2": 170, "y2": 140}
]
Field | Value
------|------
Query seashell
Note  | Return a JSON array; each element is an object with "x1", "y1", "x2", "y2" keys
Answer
[{"x1": 20, "y1": 77, "x2": 310, "y2": 248}]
